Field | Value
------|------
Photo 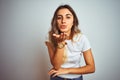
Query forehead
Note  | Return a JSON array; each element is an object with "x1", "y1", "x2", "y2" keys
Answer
[{"x1": 57, "y1": 8, "x2": 73, "y2": 15}]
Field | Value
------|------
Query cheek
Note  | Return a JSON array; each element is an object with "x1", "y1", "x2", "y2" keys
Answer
[
  {"x1": 68, "y1": 20, "x2": 73, "y2": 27},
  {"x1": 56, "y1": 21, "x2": 61, "y2": 29},
  {"x1": 57, "y1": 23, "x2": 61, "y2": 29},
  {"x1": 57, "y1": 20, "x2": 61, "y2": 25}
]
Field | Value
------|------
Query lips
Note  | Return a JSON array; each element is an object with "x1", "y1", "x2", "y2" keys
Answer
[{"x1": 60, "y1": 25, "x2": 67, "y2": 29}]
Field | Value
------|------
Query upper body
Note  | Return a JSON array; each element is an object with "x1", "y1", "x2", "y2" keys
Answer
[{"x1": 45, "y1": 4, "x2": 95, "y2": 79}]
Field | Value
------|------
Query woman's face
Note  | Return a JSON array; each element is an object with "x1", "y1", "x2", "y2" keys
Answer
[{"x1": 57, "y1": 8, "x2": 74, "y2": 35}]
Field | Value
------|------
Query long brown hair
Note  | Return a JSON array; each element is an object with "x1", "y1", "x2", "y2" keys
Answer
[{"x1": 49, "y1": 4, "x2": 81, "y2": 47}]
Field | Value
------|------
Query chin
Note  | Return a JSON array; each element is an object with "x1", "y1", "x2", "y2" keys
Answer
[{"x1": 60, "y1": 30, "x2": 67, "y2": 33}]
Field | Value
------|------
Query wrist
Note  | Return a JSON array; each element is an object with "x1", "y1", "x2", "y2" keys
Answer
[{"x1": 57, "y1": 42, "x2": 67, "y2": 49}]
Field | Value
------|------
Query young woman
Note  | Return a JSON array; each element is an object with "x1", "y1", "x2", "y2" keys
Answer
[{"x1": 45, "y1": 4, "x2": 95, "y2": 80}]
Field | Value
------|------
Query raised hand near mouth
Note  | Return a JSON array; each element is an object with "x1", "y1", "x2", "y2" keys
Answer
[{"x1": 52, "y1": 33, "x2": 69, "y2": 43}]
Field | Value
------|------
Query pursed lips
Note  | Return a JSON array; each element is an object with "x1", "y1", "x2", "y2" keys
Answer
[{"x1": 60, "y1": 25, "x2": 67, "y2": 29}]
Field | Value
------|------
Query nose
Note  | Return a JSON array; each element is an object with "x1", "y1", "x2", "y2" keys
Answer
[{"x1": 62, "y1": 18, "x2": 66, "y2": 24}]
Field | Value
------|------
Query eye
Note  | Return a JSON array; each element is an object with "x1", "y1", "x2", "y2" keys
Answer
[
  {"x1": 66, "y1": 14, "x2": 72, "y2": 19},
  {"x1": 66, "y1": 16, "x2": 71, "y2": 19},
  {"x1": 57, "y1": 16, "x2": 62, "y2": 20}
]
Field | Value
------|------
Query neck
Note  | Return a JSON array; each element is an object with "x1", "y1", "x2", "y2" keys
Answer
[{"x1": 65, "y1": 30, "x2": 71, "y2": 40}]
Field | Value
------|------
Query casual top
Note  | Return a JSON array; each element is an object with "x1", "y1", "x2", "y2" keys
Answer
[{"x1": 45, "y1": 33, "x2": 91, "y2": 79}]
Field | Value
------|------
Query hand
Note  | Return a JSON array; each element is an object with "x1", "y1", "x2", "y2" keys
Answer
[
  {"x1": 48, "y1": 68, "x2": 69, "y2": 77},
  {"x1": 53, "y1": 33, "x2": 68, "y2": 43}
]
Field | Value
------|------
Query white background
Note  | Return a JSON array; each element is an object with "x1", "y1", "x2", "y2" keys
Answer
[{"x1": 0, "y1": 0, "x2": 120, "y2": 80}]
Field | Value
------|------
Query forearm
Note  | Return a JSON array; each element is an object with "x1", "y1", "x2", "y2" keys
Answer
[
  {"x1": 52, "y1": 48, "x2": 65, "y2": 70},
  {"x1": 67, "y1": 64, "x2": 95, "y2": 74},
  {"x1": 48, "y1": 64, "x2": 95, "y2": 77},
  {"x1": 46, "y1": 42, "x2": 64, "y2": 68}
]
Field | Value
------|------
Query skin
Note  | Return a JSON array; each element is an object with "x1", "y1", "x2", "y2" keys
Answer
[
  {"x1": 46, "y1": 8, "x2": 95, "y2": 77},
  {"x1": 57, "y1": 8, "x2": 73, "y2": 36}
]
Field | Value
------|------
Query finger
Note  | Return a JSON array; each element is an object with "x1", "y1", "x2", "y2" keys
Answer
[
  {"x1": 48, "y1": 69, "x2": 54, "y2": 75},
  {"x1": 53, "y1": 34, "x2": 60, "y2": 38},
  {"x1": 48, "y1": 69, "x2": 57, "y2": 76},
  {"x1": 57, "y1": 33, "x2": 62, "y2": 42},
  {"x1": 60, "y1": 33, "x2": 63, "y2": 38},
  {"x1": 62, "y1": 33, "x2": 66, "y2": 41},
  {"x1": 59, "y1": 33, "x2": 66, "y2": 41},
  {"x1": 65, "y1": 33, "x2": 69, "y2": 39},
  {"x1": 64, "y1": 33, "x2": 69, "y2": 37},
  {"x1": 63, "y1": 33, "x2": 67, "y2": 40},
  {"x1": 52, "y1": 72, "x2": 59, "y2": 77}
]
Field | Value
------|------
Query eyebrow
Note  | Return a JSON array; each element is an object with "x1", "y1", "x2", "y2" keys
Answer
[{"x1": 57, "y1": 14, "x2": 73, "y2": 16}]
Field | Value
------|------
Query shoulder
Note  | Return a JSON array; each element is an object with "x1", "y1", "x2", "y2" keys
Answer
[
  {"x1": 45, "y1": 32, "x2": 50, "y2": 42},
  {"x1": 73, "y1": 33, "x2": 87, "y2": 42},
  {"x1": 80, "y1": 34, "x2": 89, "y2": 41}
]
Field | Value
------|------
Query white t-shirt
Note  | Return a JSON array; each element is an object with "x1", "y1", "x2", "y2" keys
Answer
[{"x1": 45, "y1": 33, "x2": 91, "y2": 79}]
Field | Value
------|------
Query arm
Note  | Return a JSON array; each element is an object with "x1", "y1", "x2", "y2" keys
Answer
[
  {"x1": 68, "y1": 49, "x2": 95, "y2": 74},
  {"x1": 45, "y1": 41, "x2": 65, "y2": 70},
  {"x1": 48, "y1": 49, "x2": 95, "y2": 77},
  {"x1": 45, "y1": 33, "x2": 67, "y2": 70}
]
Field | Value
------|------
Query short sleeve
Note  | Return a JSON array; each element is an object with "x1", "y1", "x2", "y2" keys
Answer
[
  {"x1": 45, "y1": 33, "x2": 50, "y2": 42},
  {"x1": 81, "y1": 35, "x2": 91, "y2": 52}
]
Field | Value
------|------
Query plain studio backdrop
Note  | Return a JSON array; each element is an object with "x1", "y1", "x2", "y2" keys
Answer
[{"x1": 0, "y1": 0, "x2": 120, "y2": 80}]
